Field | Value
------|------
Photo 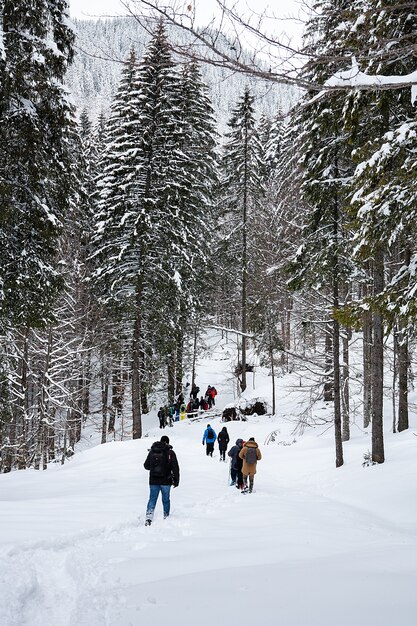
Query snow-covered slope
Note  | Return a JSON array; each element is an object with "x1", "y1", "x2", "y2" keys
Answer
[
  {"x1": 1, "y1": 331, "x2": 416, "y2": 626},
  {"x1": 67, "y1": 17, "x2": 300, "y2": 128}
]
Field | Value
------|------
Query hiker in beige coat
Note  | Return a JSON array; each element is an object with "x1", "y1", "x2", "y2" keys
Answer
[{"x1": 239, "y1": 437, "x2": 262, "y2": 493}]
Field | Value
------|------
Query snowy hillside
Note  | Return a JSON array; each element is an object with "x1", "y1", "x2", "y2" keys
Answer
[
  {"x1": 67, "y1": 17, "x2": 299, "y2": 127},
  {"x1": 1, "y1": 331, "x2": 416, "y2": 626}
]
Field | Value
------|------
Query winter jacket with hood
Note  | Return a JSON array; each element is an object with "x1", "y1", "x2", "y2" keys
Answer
[
  {"x1": 228, "y1": 438, "x2": 244, "y2": 470},
  {"x1": 217, "y1": 428, "x2": 230, "y2": 451},
  {"x1": 239, "y1": 440, "x2": 262, "y2": 476},
  {"x1": 144, "y1": 441, "x2": 180, "y2": 486}
]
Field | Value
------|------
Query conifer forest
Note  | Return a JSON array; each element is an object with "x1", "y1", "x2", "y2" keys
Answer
[{"x1": 1, "y1": 0, "x2": 417, "y2": 473}]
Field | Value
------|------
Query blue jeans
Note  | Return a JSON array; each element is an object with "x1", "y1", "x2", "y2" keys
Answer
[{"x1": 146, "y1": 484, "x2": 171, "y2": 520}]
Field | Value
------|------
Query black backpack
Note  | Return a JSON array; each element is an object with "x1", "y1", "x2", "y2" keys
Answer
[
  {"x1": 245, "y1": 446, "x2": 258, "y2": 464},
  {"x1": 207, "y1": 428, "x2": 214, "y2": 440},
  {"x1": 149, "y1": 446, "x2": 169, "y2": 477}
]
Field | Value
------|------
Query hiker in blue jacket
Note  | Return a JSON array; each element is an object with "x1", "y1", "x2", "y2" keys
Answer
[{"x1": 202, "y1": 424, "x2": 217, "y2": 457}]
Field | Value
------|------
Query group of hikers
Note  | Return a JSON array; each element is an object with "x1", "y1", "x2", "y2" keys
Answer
[
  {"x1": 143, "y1": 425, "x2": 262, "y2": 526},
  {"x1": 157, "y1": 383, "x2": 218, "y2": 428},
  {"x1": 201, "y1": 424, "x2": 261, "y2": 493},
  {"x1": 187, "y1": 383, "x2": 217, "y2": 412}
]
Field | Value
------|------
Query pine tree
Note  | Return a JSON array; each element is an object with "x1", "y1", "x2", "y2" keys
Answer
[
  {"x1": 93, "y1": 23, "x2": 218, "y2": 438},
  {"x1": 249, "y1": 114, "x2": 295, "y2": 412},
  {"x1": 286, "y1": 0, "x2": 364, "y2": 466},
  {"x1": 220, "y1": 87, "x2": 265, "y2": 392},
  {"x1": 0, "y1": 0, "x2": 76, "y2": 329},
  {"x1": 345, "y1": 0, "x2": 417, "y2": 449},
  {"x1": 0, "y1": 0, "x2": 77, "y2": 471}
]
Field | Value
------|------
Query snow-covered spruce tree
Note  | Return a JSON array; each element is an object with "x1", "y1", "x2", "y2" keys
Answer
[
  {"x1": 0, "y1": 113, "x2": 95, "y2": 471},
  {"x1": 93, "y1": 23, "x2": 218, "y2": 438},
  {"x1": 345, "y1": 1, "x2": 417, "y2": 440},
  {"x1": 219, "y1": 87, "x2": 265, "y2": 392},
  {"x1": 0, "y1": 0, "x2": 77, "y2": 471},
  {"x1": 0, "y1": 0, "x2": 75, "y2": 328},
  {"x1": 92, "y1": 45, "x2": 145, "y2": 437},
  {"x1": 146, "y1": 60, "x2": 218, "y2": 404},
  {"x1": 287, "y1": 0, "x2": 363, "y2": 466}
]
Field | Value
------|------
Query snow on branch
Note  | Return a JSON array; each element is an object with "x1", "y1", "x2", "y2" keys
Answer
[{"x1": 322, "y1": 58, "x2": 417, "y2": 104}]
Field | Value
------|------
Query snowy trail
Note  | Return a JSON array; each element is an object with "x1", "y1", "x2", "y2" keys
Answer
[
  {"x1": 1, "y1": 418, "x2": 416, "y2": 626},
  {"x1": 1, "y1": 331, "x2": 417, "y2": 625}
]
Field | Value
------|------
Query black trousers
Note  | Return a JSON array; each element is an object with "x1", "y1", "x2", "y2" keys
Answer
[
  {"x1": 231, "y1": 467, "x2": 243, "y2": 487},
  {"x1": 206, "y1": 442, "x2": 214, "y2": 456},
  {"x1": 219, "y1": 447, "x2": 227, "y2": 460}
]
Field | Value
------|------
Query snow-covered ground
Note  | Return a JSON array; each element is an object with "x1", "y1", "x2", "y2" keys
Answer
[{"x1": 1, "y1": 331, "x2": 416, "y2": 625}]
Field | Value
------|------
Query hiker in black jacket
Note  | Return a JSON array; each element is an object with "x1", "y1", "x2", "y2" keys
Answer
[
  {"x1": 143, "y1": 435, "x2": 180, "y2": 526},
  {"x1": 228, "y1": 438, "x2": 244, "y2": 488},
  {"x1": 217, "y1": 426, "x2": 230, "y2": 461},
  {"x1": 157, "y1": 406, "x2": 166, "y2": 429}
]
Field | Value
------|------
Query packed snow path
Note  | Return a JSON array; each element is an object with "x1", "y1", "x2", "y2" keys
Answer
[{"x1": 1, "y1": 413, "x2": 416, "y2": 626}]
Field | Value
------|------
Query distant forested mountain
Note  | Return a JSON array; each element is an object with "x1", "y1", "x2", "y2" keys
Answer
[{"x1": 66, "y1": 17, "x2": 299, "y2": 129}]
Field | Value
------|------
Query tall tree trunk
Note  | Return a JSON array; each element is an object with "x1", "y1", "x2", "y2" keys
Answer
[
  {"x1": 342, "y1": 327, "x2": 351, "y2": 442},
  {"x1": 270, "y1": 343, "x2": 276, "y2": 416},
  {"x1": 363, "y1": 301, "x2": 373, "y2": 429},
  {"x1": 75, "y1": 375, "x2": 84, "y2": 444},
  {"x1": 332, "y1": 182, "x2": 343, "y2": 468},
  {"x1": 324, "y1": 321, "x2": 333, "y2": 401},
  {"x1": 140, "y1": 344, "x2": 149, "y2": 414},
  {"x1": 240, "y1": 118, "x2": 248, "y2": 393},
  {"x1": 281, "y1": 298, "x2": 291, "y2": 368},
  {"x1": 101, "y1": 358, "x2": 109, "y2": 444},
  {"x1": 82, "y1": 353, "x2": 91, "y2": 417},
  {"x1": 371, "y1": 247, "x2": 385, "y2": 464},
  {"x1": 191, "y1": 323, "x2": 198, "y2": 389},
  {"x1": 333, "y1": 317, "x2": 343, "y2": 467},
  {"x1": 392, "y1": 326, "x2": 398, "y2": 434},
  {"x1": 36, "y1": 325, "x2": 53, "y2": 469},
  {"x1": 132, "y1": 277, "x2": 143, "y2": 440},
  {"x1": 175, "y1": 330, "x2": 184, "y2": 398},
  {"x1": 167, "y1": 358, "x2": 175, "y2": 404},
  {"x1": 108, "y1": 365, "x2": 121, "y2": 434},
  {"x1": 397, "y1": 320, "x2": 409, "y2": 432}
]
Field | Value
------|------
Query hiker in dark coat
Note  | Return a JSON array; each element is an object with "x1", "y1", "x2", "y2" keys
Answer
[
  {"x1": 239, "y1": 437, "x2": 262, "y2": 493},
  {"x1": 200, "y1": 396, "x2": 209, "y2": 411},
  {"x1": 157, "y1": 406, "x2": 166, "y2": 429},
  {"x1": 143, "y1": 435, "x2": 180, "y2": 526},
  {"x1": 191, "y1": 383, "x2": 200, "y2": 400},
  {"x1": 202, "y1": 424, "x2": 217, "y2": 456},
  {"x1": 228, "y1": 438, "x2": 244, "y2": 488},
  {"x1": 217, "y1": 426, "x2": 230, "y2": 461},
  {"x1": 205, "y1": 386, "x2": 213, "y2": 409}
]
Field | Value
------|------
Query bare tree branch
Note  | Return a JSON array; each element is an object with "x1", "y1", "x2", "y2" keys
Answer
[{"x1": 123, "y1": 0, "x2": 417, "y2": 97}]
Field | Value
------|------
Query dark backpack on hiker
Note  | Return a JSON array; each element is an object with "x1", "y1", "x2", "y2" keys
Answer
[
  {"x1": 245, "y1": 446, "x2": 258, "y2": 464},
  {"x1": 207, "y1": 428, "x2": 214, "y2": 440},
  {"x1": 149, "y1": 446, "x2": 169, "y2": 477}
]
